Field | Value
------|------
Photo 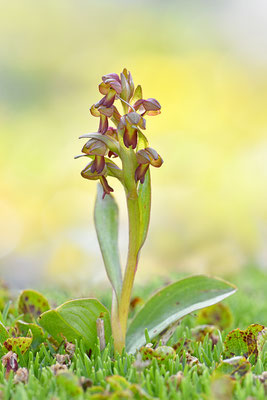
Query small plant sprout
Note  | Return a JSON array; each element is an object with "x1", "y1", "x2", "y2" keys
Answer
[{"x1": 38, "y1": 69, "x2": 237, "y2": 354}]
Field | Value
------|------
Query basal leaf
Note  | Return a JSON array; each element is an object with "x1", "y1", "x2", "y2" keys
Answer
[
  {"x1": 18, "y1": 289, "x2": 50, "y2": 322},
  {"x1": 38, "y1": 298, "x2": 111, "y2": 350},
  {"x1": 138, "y1": 170, "x2": 151, "y2": 250},
  {"x1": 224, "y1": 324, "x2": 265, "y2": 364},
  {"x1": 126, "y1": 275, "x2": 236, "y2": 353},
  {"x1": 17, "y1": 321, "x2": 45, "y2": 349},
  {"x1": 94, "y1": 184, "x2": 122, "y2": 299}
]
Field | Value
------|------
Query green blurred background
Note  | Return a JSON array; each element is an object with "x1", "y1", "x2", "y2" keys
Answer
[{"x1": 1, "y1": 0, "x2": 267, "y2": 289}]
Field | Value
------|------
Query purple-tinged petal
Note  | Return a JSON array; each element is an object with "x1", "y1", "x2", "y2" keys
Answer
[
  {"x1": 133, "y1": 99, "x2": 144, "y2": 112},
  {"x1": 98, "y1": 105, "x2": 114, "y2": 118},
  {"x1": 102, "y1": 73, "x2": 120, "y2": 83},
  {"x1": 127, "y1": 112, "x2": 141, "y2": 125},
  {"x1": 143, "y1": 98, "x2": 161, "y2": 111},
  {"x1": 82, "y1": 139, "x2": 107, "y2": 156},
  {"x1": 102, "y1": 73, "x2": 122, "y2": 94}
]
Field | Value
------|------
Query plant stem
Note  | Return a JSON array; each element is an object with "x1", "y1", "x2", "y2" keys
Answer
[
  {"x1": 111, "y1": 292, "x2": 124, "y2": 354},
  {"x1": 119, "y1": 194, "x2": 140, "y2": 339},
  {"x1": 111, "y1": 138, "x2": 141, "y2": 352}
]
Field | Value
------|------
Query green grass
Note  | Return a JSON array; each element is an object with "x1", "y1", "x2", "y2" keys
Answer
[{"x1": 0, "y1": 266, "x2": 266, "y2": 399}]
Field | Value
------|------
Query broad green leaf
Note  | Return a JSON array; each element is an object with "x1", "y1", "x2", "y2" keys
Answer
[
  {"x1": 126, "y1": 275, "x2": 236, "y2": 353},
  {"x1": 94, "y1": 184, "x2": 122, "y2": 299},
  {"x1": 3, "y1": 336, "x2": 33, "y2": 354},
  {"x1": 17, "y1": 321, "x2": 45, "y2": 349},
  {"x1": 18, "y1": 289, "x2": 50, "y2": 322},
  {"x1": 38, "y1": 298, "x2": 111, "y2": 350},
  {"x1": 224, "y1": 324, "x2": 265, "y2": 364},
  {"x1": 0, "y1": 321, "x2": 9, "y2": 342},
  {"x1": 138, "y1": 170, "x2": 151, "y2": 250}
]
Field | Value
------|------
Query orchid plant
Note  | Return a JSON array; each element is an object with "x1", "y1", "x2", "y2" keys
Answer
[{"x1": 39, "y1": 69, "x2": 236, "y2": 354}]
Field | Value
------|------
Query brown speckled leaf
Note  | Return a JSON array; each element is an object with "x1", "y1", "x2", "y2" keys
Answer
[
  {"x1": 4, "y1": 337, "x2": 32, "y2": 354},
  {"x1": 18, "y1": 290, "x2": 50, "y2": 322},
  {"x1": 224, "y1": 324, "x2": 265, "y2": 364}
]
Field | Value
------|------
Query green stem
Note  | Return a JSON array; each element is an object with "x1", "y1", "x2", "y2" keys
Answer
[
  {"x1": 111, "y1": 291, "x2": 124, "y2": 354},
  {"x1": 111, "y1": 136, "x2": 141, "y2": 352},
  {"x1": 119, "y1": 195, "x2": 140, "y2": 338}
]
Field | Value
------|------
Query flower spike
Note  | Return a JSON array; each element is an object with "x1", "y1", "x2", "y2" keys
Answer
[{"x1": 78, "y1": 69, "x2": 161, "y2": 197}]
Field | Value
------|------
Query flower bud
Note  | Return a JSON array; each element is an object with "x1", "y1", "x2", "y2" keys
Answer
[{"x1": 120, "y1": 68, "x2": 134, "y2": 103}]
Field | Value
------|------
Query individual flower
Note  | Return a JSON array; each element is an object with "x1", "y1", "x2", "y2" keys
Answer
[
  {"x1": 135, "y1": 147, "x2": 163, "y2": 183},
  {"x1": 90, "y1": 105, "x2": 109, "y2": 134},
  {"x1": 82, "y1": 138, "x2": 107, "y2": 174},
  {"x1": 100, "y1": 73, "x2": 122, "y2": 96},
  {"x1": 98, "y1": 73, "x2": 122, "y2": 108},
  {"x1": 118, "y1": 112, "x2": 146, "y2": 149},
  {"x1": 133, "y1": 98, "x2": 161, "y2": 116},
  {"x1": 90, "y1": 103, "x2": 121, "y2": 133},
  {"x1": 81, "y1": 161, "x2": 114, "y2": 198}
]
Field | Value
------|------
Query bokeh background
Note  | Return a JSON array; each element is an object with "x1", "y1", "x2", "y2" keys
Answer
[{"x1": 1, "y1": 0, "x2": 267, "y2": 290}]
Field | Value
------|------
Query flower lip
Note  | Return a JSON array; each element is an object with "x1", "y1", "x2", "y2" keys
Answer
[
  {"x1": 91, "y1": 156, "x2": 106, "y2": 174},
  {"x1": 100, "y1": 176, "x2": 114, "y2": 198}
]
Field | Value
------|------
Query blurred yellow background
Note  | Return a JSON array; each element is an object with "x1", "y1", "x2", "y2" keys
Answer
[{"x1": 1, "y1": 0, "x2": 267, "y2": 289}]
